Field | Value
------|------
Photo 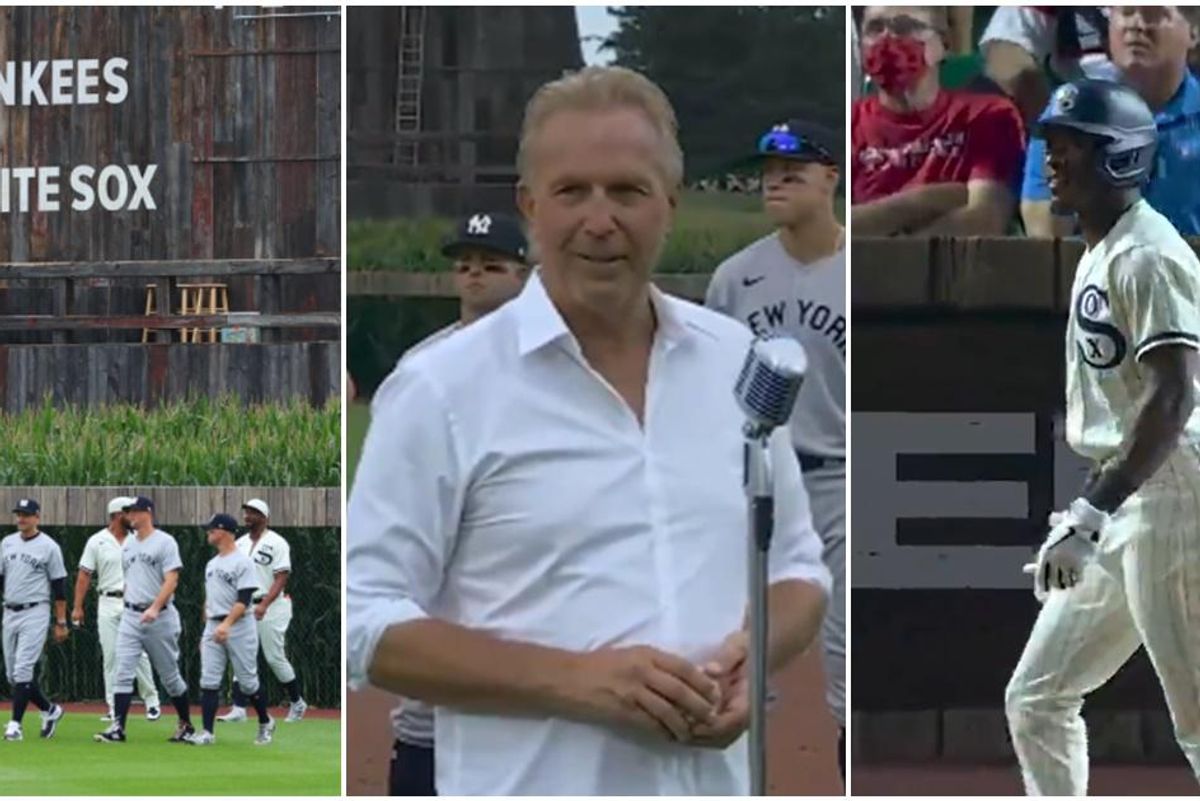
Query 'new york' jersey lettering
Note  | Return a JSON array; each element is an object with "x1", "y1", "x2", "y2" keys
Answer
[
  {"x1": 121, "y1": 529, "x2": 184, "y2": 608},
  {"x1": 0, "y1": 532, "x2": 66, "y2": 605},
  {"x1": 706, "y1": 232, "x2": 846, "y2": 458}
]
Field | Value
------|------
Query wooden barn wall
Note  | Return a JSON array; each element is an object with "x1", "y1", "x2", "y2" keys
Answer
[
  {"x1": 0, "y1": 7, "x2": 341, "y2": 340},
  {"x1": 0, "y1": 341, "x2": 339, "y2": 411},
  {"x1": 346, "y1": 6, "x2": 582, "y2": 218}
]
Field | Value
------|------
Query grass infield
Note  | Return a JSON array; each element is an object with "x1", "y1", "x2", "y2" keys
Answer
[{"x1": 0, "y1": 710, "x2": 340, "y2": 795}]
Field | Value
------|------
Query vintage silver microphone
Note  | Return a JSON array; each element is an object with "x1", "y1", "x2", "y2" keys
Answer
[{"x1": 733, "y1": 336, "x2": 807, "y2": 796}]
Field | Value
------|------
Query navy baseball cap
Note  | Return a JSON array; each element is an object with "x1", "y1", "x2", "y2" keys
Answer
[
  {"x1": 441, "y1": 212, "x2": 528, "y2": 263},
  {"x1": 751, "y1": 119, "x2": 840, "y2": 167},
  {"x1": 12, "y1": 498, "x2": 39, "y2": 515},
  {"x1": 123, "y1": 496, "x2": 154, "y2": 512},
  {"x1": 203, "y1": 513, "x2": 239, "y2": 534}
]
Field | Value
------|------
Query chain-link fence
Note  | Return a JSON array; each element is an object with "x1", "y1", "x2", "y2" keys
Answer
[{"x1": 0, "y1": 526, "x2": 340, "y2": 709}]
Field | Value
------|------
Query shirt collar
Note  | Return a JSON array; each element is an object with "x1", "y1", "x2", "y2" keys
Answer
[
  {"x1": 1088, "y1": 198, "x2": 1147, "y2": 262},
  {"x1": 515, "y1": 269, "x2": 693, "y2": 357}
]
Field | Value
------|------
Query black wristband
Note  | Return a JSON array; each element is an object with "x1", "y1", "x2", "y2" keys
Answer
[{"x1": 1086, "y1": 467, "x2": 1139, "y2": 513}]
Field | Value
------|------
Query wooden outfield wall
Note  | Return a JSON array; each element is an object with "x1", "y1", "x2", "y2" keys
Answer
[
  {"x1": 0, "y1": 341, "x2": 339, "y2": 412},
  {"x1": 5, "y1": 485, "x2": 340, "y2": 528}
]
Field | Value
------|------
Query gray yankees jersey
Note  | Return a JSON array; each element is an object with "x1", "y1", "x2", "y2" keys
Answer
[
  {"x1": 121, "y1": 529, "x2": 183, "y2": 607},
  {"x1": 707, "y1": 232, "x2": 846, "y2": 457},
  {"x1": 0, "y1": 532, "x2": 67, "y2": 605},
  {"x1": 204, "y1": 550, "x2": 259, "y2": 617}
]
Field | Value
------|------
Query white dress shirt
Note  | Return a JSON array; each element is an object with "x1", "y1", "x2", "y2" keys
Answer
[{"x1": 347, "y1": 272, "x2": 831, "y2": 795}]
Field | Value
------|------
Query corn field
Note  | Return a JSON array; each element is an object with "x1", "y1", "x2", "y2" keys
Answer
[{"x1": 0, "y1": 397, "x2": 340, "y2": 486}]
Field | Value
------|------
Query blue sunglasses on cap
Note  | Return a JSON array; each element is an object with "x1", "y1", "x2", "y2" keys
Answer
[{"x1": 757, "y1": 125, "x2": 835, "y2": 164}]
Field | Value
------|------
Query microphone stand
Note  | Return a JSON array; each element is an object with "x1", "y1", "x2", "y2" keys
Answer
[{"x1": 743, "y1": 423, "x2": 773, "y2": 796}]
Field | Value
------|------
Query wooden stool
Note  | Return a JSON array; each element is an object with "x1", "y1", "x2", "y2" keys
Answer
[
  {"x1": 178, "y1": 283, "x2": 230, "y2": 343},
  {"x1": 142, "y1": 284, "x2": 157, "y2": 343}
]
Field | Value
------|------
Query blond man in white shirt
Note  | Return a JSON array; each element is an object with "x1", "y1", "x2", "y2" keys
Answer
[
  {"x1": 71, "y1": 496, "x2": 161, "y2": 723},
  {"x1": 348, "y1": 65, "x2": 831, "y2": 795}
]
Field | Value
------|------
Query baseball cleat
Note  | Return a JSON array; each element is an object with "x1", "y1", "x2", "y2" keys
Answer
[
  {"x1": 285, "y1": 698, "x2": 308, "y2": 723},
  {"x1": 186, "y1": 730, "x2": 216, "y2": 746},
  {"x1": 146, "y1": 706, "x2": 162, "y2": 722},
  {"x1": 4, "y1": 722, "x2": 22, "y2": 741},
  {"x1": 93, "y1": 726, "x2": 126, "y2": 743},
  {"x1": 168, "y1": 721, "x2": 195, "y2": 743},
  {"x1": 99, "y1": 709, "x2": 115, "y2": 722},
  {"x1": 40, "y1": 704, "x2": 64, "y2": 739},
  {"x1": 254, "y1": 716, "x2": 276, "y2": 745},
  {"x1": 217, "y1": 706, "x2": 247, "y2": 723}
]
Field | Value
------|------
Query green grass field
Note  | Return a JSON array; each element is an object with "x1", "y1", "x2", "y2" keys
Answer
[
  {"x1": 348, "y1": 403, "x2": 370, "y2": 487},
  {"x1": 348, "y1": 189, "x2": 844, "y2": 275},
  {"x1": 0, "y1": 713, "x2": 340, "y2": 795},
  {"x1": 348, "y1": 189, "x2": 775, "y2": 274}
]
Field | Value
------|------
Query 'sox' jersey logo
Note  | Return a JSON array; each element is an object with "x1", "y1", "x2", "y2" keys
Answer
[{"x1": 1075, "y1": 284, "x2": 1126, "y2": 369}]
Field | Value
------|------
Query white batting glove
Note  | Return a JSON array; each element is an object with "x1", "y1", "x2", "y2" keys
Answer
[
  {"x1": 1023, "y1": 511, "x2": 1065, "y2": 602},
  {"x1": 1029, "y1": 498, "x2": 1107, "y2": 596}
]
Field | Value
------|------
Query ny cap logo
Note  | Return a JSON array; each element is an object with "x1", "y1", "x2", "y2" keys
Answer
[{"x1": 467, "y1": 214, "x2": 492, "y2": 236}]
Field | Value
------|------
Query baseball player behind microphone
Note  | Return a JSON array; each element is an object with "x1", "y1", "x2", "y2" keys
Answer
[
  {"x1": 706, "y1": 118, "x2": 847, "y2": 774},
  {"x1": 72, "y1": 496, "x2": 162, "y2": 723},
  {"x1": 1006, "y1": 78, "x2": 1200, "y2": 794},
  {"x1": 94, "y1": 496, "x2": 194, "y2": 743},
  {"x1": 188, "y1": 513, "x2": 276, "y2": 746},
  {"x1": 218, "y1": 499, "x2": 306, "y2": 723},
  {"x1": 2, "y1": 498, "x2": 68, "y2": 741}
]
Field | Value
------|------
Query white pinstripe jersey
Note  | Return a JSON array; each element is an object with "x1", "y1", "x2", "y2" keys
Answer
[{"x1": 1066, "y1": 199, "x2": 1200, "y2": 461}]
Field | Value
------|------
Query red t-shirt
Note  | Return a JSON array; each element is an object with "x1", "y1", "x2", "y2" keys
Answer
[{"x1": 851, "y1": 89, "x2": 1026, "y2": 204}]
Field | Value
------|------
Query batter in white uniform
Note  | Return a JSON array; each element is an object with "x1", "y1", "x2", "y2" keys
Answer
[
  {"x1": 1005, "y1": 79, "x2": 1200, "y2": 794},
  {"x1": 72, "y1": 496, "x2": 161, "y2": 722},
  {"x1": 218, "y1": 499, "x2": 307, "y2": 723},
  {"x1": 706, "y1": 118, "x2": 847, "y2": 775}
]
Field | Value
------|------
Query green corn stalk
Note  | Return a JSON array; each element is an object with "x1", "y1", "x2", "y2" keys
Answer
[{"x1": 0, "y1": 396, "x2": 340, "y2": 486}]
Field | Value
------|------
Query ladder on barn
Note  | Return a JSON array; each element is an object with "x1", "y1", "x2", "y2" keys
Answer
[{"x1": 394, "y1": 6, "x2": 427, "y2": 169}]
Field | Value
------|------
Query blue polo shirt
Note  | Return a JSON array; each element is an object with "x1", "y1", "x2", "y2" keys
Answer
[{"x1": 1023, "y1": 71, "x2": 1200, "y2": 235}]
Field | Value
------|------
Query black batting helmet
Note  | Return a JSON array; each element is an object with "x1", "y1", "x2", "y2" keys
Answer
[{"x1": 1037, "y1": 78, "x2": 1158, "y2": 188}]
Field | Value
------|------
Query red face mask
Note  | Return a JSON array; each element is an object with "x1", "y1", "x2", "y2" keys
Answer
[{"x1": 864, "y1": 35, "x2": 929, "y2": 96}]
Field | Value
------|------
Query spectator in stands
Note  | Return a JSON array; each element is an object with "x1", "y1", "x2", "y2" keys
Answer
[
  {"x1": 1022, "y1": 6, "x2": 1200, "y2": 237},
  {"x1": 981, "y1": 7, "x2": 1117, "y2": 126},
  {"x1": 852, "y1": 6, "x2": 1026, "y2": 236}
]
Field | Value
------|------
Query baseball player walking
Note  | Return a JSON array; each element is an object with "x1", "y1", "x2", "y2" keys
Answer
[
  {"x1": 706, "y1": 119, "x2": 847, "y2": 775},
  {"x1": 188, "y1": 513, "x2": 275, "y2": 746},
  {"x1": 381, "y1": 212, "x2": 530, "y2": 795},
  {"x1": 1006, "y1": 78, "x2": 1200, "y2": 794},
  {"x1": 94, "y1": 496, "x2": 194, "y2": 743},
  {"x1": 218, "y1": 499, "x2": 306, "y2": 723},
  {"x1": 1, "y1": 499, "x2": 68, "y2": 741},
  {"x1": 72, "y1": 496, "x2": 161, "y2": 723}
]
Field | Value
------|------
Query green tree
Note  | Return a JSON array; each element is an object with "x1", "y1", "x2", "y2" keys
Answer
[{"x1": 604, "y1": 6, "x2": 844, "y2": 180}]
